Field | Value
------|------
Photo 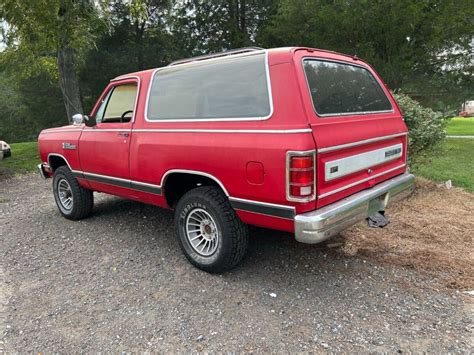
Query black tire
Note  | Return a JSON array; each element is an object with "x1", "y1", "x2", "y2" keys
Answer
[
  {"x1": 53, "y1": 166, "x2": 93, "y2": 220},
  {"x1": 174, "y1": 186, "x2": 249, "y2": 273}
]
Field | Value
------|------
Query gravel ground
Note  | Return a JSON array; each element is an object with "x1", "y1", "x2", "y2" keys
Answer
[{"x1": 1, "y1": 174, "x2": 472, "y2": 352}]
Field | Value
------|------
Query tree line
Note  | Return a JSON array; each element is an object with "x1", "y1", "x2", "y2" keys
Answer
[{"x1": 0, "y1": 0, "x2": 472, "y2": 143}]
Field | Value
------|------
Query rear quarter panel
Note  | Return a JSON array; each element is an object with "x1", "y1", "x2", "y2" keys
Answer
[{"x1": 291, "y1": 49, "x2": 409, "y2": 208}]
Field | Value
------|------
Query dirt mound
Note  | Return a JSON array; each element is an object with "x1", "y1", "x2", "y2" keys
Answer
[{"x1": 336, "y1": 177, "x2": 474, "y2": 289}]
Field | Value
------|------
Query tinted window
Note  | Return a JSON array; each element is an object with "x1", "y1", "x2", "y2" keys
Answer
[
  {"x1": 303, "y1": 60, "x2": 392, "y2": 116},
  {"x1": 147, "y1": 53, "x2": 271, "y2": 120}
]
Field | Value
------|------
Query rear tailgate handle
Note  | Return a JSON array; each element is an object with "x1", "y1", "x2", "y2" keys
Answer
[{"x1": 118, "y1": 132, "x2": 129, "y2": 137}]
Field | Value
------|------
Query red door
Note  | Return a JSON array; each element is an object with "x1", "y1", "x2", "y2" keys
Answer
[{"x1": 79, "y1": 79, "x2": 139, "y2": 193}]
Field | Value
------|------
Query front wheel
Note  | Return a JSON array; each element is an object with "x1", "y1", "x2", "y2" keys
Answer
[
  {"x1": 53, "y1": 166, "x2": 93, "y2": 220},
  {"x1": 174, "y1": 186, "x2": 249, "y2": 273}
]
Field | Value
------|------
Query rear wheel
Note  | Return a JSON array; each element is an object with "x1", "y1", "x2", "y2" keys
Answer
[
  {"x1": 174, "y1": 186, "x2": 249, "y2": 273},
  {"x1": 53, "y1": 166, "x2": 93, "y2": 220}
]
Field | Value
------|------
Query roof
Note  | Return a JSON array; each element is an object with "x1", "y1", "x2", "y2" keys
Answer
[{"x1": 111, "y1": 47, "x2": 361, "y2": 81}]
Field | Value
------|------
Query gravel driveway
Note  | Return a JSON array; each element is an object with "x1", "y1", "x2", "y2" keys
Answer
[{"x1": 1, "y1": 174, "x2": 472, "y2": 352}]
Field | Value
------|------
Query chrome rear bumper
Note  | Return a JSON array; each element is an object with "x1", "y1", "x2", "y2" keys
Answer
[{"x1": 294, "y1": 173, "x2": 415, "y2": 244}]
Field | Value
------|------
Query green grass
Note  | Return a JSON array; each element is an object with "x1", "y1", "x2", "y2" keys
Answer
[
  {"x1": 446, "y1": 117, "x2": 474, "y2": 136},
  {"x1": 0, "y1": 142, "x2": 40, "y2": 178},
  {"x1": 412, "y1": 138, "x2": 474, "y2": 192}
]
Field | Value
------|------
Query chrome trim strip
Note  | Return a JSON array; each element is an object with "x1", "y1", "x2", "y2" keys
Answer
[
  {"x1": 44, "y1": 128, "x2": 312, "y2": 135},
  {"x1": 317, "y1": 132, "x2": 408, "y2": 153},
  {"x1": 132, "y1": 128, "x2": 312, "y2": 134},
  {"x1": 82, "y1": 171, "x2": 131, "y2": 183},
  {"x1": 228, "y1": 196, "x2": 295, "y2": 211},
  {"x1": 78, "y1": 171, "x2": 163, "y2": 195},
  {"x1": 110, "y1": 75, "x2": 140, "y2": 82},
  {"x1": 130, "y1": 180, "x2": 162, "y2": 194},
  {"x1": 229, "y1": 199, "x2": 295, "y2": 220},
  {"x1": 317, "y1": 109, "x2": 394, "y2": 118},
  {"x1": 143, "y1": 50, "x2": 274, "y2": 122},
  {"x1": 325, "y1": 143, "x2": 403, "y2": 181},
  {"x1": 41, "y1": 129, "x2": 84, "y2": 134},
  {"x1": 160, "y1": 169, "x2": 229, "y2": 196},
  {"x1": 318, "y1": 163, "x2": 407, "y2": 199},
  {"x1": 71, "y1": 170, "x2": 84, "y2": 178},
  {"x1": 83, "y1": 172, "x2": 131, "y2": 189},
  {"x1": 82, "y1": 129, "x2": 132, "y2": 132}
]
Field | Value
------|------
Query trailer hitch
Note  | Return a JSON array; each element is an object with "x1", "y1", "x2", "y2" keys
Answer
[{"x1": 367, "y1": 211, "x2": 390, "y2": 228}]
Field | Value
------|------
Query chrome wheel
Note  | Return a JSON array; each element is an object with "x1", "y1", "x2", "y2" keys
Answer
[
  {"x1": 185, "y1": 208, "x2": 219, "y2": 256},
  {"x1": 57, "y1": 178, "x2": 73, "y2": 211}
]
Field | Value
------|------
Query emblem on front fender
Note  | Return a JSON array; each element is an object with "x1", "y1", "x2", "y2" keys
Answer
[{"x1": 62, "y1": 142, "x2": 77, "y2": 150}]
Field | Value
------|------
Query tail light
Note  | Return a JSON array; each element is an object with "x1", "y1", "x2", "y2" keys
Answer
[{"x1": 286, "y1": 150, "x2": 316, "y2": 202}]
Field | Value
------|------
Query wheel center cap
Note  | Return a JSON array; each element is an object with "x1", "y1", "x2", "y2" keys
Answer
[{"x1": 200, "y1": 220, "x2": 215, "y2": 240}]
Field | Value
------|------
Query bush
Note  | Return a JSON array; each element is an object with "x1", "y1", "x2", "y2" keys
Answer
[{"x1": 392, "y1": 92, "x2": 446, "y2": 156}]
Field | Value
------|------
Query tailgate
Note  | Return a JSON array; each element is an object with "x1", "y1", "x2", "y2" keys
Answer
[
  {"x1": 313, "y1": 123, "x2": 408, "y2": 207},
  {"x1": 293, "y1": 49, "x2": 410, "y2": 208}
]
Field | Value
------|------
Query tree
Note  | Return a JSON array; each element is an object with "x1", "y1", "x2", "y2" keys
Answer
[
  {"x1": 0, "y1": 67, "x2": 66, "y2": 142},
  {"x1": 170, "y1": 0, "x2": 274, "y2": 54},
  {"x1": 258, "y1": 0, "x2": 473, "y2": 103},
  {"x1": 0, "y1": 0, "x2": 102, "y2": 123},
  {"x1": 79, "y1": 0, "x2": 174, "y2": 112}
]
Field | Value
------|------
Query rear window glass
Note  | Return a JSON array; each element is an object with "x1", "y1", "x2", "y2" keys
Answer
[
  {"x1": 303, "y1": 59, "x2": 392, "y2": 116},
  {"x1": 147, "y1": 53, "x2": 271, "y2": 120}
]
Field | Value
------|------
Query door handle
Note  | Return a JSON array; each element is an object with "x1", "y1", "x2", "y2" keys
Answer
[{"x1": 118, "y1": 132, "x2": 129, "y2": 137}]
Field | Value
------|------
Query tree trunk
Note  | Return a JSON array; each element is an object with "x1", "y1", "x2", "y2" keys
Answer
[
  {"x1": 135, "y1": 19, "x2": 146, "y2": 70},
  {"x1": 239, "y1": 0, "x2": 246, "y2": 33},
  {"x1": 57, "y1": 45, "x2": 83, "y2": 124}
]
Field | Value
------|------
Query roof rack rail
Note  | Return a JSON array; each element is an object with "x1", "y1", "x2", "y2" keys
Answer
[{"x1": 168, "y1": 47, "x2": 265, "y2": 66}]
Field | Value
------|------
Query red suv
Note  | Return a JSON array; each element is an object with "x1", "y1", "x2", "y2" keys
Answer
[{"x1": 38, "y1": 47, "x2": 414, "y2": 272}]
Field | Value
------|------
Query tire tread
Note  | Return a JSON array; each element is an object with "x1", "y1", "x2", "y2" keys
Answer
[
  {"x1": 54, "y1": 166, "x2": 93, "y2": 220},
  {"x1": 175, "y1": 186, "x2": 248, "y2": 273}
]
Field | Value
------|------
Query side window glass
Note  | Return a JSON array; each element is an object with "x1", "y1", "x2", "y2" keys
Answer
[
  {"x1": 147, "y1": 53, "x2": 270, "y2": 120},
  {"x1": 98, "y1": 83, "x2": 138, "y2": 123},
  {"x1": 95, "y1": 90, "x2": 112, "y2": 123}
]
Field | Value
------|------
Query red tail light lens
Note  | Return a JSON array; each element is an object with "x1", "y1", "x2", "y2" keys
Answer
[{"x1": 287, "y1": 152, "x2": 315, "y2": 201}]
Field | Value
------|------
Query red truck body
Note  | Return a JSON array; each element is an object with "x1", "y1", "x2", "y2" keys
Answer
[{"x1": 38, "y1": 47, "x2": 414, "y2": 271}]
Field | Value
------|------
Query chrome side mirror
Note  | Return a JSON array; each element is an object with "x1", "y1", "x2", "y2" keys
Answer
[{"x1": 72, "y1": 113, "x2": 89, "y2": 125}]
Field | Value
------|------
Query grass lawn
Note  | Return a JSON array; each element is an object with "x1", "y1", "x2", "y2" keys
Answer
[
  {"x1": 0, "y1": 142, "x2": 40, "y2": 178},
  {"x1": 446, "y1": 117, "x2": 474, "y2": 136},
  {"x1": 412, "y1": 138, "x2": 474, "y2": 193}
]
